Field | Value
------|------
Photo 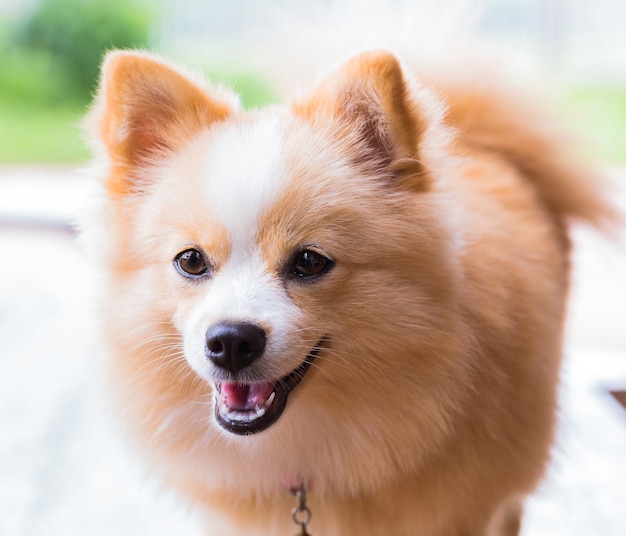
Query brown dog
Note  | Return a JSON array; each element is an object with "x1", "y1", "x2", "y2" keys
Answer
[{"x1": 83, "y1": 49, "x2": 615, "y2": 535}]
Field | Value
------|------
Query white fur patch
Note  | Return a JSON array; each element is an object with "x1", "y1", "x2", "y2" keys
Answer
[
  {"x1": 199, "y1": 114, "x2": 287, "y2": 250},
  {"x1": 167, "y1": 115, "x2": 308, "y2": 381}
]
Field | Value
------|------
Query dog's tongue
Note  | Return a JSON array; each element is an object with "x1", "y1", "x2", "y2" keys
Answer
[{"x1": 221, "y1": 381, "x2": 275, "y2": 410}]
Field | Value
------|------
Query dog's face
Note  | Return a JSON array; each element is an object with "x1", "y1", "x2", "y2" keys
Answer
[
  {"x1": 87, "y1": 51, "x2": 471, "y2": 495},
  {"x1": 164, "y1": 115, "x2": 368, "y2": 437}
]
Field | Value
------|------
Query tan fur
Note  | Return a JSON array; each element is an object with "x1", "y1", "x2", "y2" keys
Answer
[
  {"x1": 84, "y1": 49, "x2": 615, "y2": 535},
  {"x1": 87, "y1": 51, "x2": 237, "y2": 196}
]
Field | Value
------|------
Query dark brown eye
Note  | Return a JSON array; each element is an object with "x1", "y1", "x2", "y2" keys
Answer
[
  {"x1": 174, "y1": 248, "x2": 209, "y2": 278},
  {"x1": 290, "y1": 249, "x2": 334, "y2": 280}
]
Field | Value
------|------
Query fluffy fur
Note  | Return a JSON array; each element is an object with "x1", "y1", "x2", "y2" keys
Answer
[{"x1": 84, "y1": 49, "x2": 615, "y2": 535}]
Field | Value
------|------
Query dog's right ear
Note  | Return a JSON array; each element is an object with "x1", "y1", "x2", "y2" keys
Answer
[
  {"x1": 87, "y1": 51, "x2": 238, "y2": 196},
  {"x1": 292, "y1": 50, "x2": 429, "y2": 190}
]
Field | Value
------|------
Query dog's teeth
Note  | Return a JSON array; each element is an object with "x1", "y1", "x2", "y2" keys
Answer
[
  {"x1": 219, "y1": 402, "x2": 269, "y2": 423},
  {"x1": 217, "y1": 388, "x2": 276, "y2": 424}
]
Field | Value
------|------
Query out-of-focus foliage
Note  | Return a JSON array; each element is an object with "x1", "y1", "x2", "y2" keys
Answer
[
  {"x1": 0, "y1": 0, "x2": 282, "y2": 162},
  {"x1": 206, "y1": 68, "x2": 279, "y2": 110},
  {"x1": 0, "y1": 0, "x2": 151, "y2": 162},
  {"x1": 563, "y1": 86, "x2": 626, "y2": 164},
  {"x1": 13, "y1": 0, "x2": 150, "y2": 104}
]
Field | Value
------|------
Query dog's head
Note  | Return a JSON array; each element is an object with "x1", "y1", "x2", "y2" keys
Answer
[{"x1": 86, "y1": 50, "x2": 469, "y2": 494}]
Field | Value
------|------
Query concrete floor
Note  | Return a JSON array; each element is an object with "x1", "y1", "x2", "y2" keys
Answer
[{"x1": 1, "y1": 167, "x2": 625, "y2": 535}]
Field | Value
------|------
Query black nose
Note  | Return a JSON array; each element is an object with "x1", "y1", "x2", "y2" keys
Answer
[{"x1": 205, "y1": 322, "x2": 266, "y2": 374}]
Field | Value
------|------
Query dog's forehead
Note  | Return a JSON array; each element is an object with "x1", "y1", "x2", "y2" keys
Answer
[{"x1": 199, "y1": 114, "x2": 289, "y2": 247}]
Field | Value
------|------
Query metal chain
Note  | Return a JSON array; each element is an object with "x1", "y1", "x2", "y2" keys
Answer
[{"x1": 290, "y1": 483, "x2": 313, "y2": 535}]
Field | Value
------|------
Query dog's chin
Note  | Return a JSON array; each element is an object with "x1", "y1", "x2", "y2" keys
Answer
[{"x1": 213, "y1": 340, "x2": 325, "y2": 435}]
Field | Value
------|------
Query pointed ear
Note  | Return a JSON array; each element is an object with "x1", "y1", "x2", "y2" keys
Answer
[
  {"x1": 293, "y1": 50, "x2": 428, "y2": 188},
  {"x1": 88, "y1": 50, "x2": 238, "y2": 195}
]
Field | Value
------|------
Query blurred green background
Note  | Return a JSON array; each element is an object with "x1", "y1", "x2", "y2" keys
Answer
[
  {"x1": 0, "y1": 0, "x2": 625, "y2": 164},
  {"x1": 0, "y1": 0, "x2": 278, "y2": 163}
]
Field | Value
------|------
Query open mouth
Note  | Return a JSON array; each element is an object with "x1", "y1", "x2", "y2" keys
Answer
[{"x1": 214, "y1": 341, "x2": 324, "y2": 435}]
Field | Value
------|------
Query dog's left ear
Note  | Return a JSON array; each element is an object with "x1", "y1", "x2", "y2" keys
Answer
[
  {"x1": 293, "y1": 50, "x2": 428, "y2": 188},
  {"x1": 87, "y1": 50, "x2": 238, "y2": 196}
]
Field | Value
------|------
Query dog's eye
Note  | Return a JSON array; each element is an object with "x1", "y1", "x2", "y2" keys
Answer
[
  {"x1": 174, "y1": 248, "x2": 210, "y2": 278},
  {"x1": 289, "y1": 249, "x2": 334, "y2": 280}
]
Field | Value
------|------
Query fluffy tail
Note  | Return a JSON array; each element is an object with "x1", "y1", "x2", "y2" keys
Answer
[{"x1": 434, "y1": 71, "x2": 621, "y2": 232}]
